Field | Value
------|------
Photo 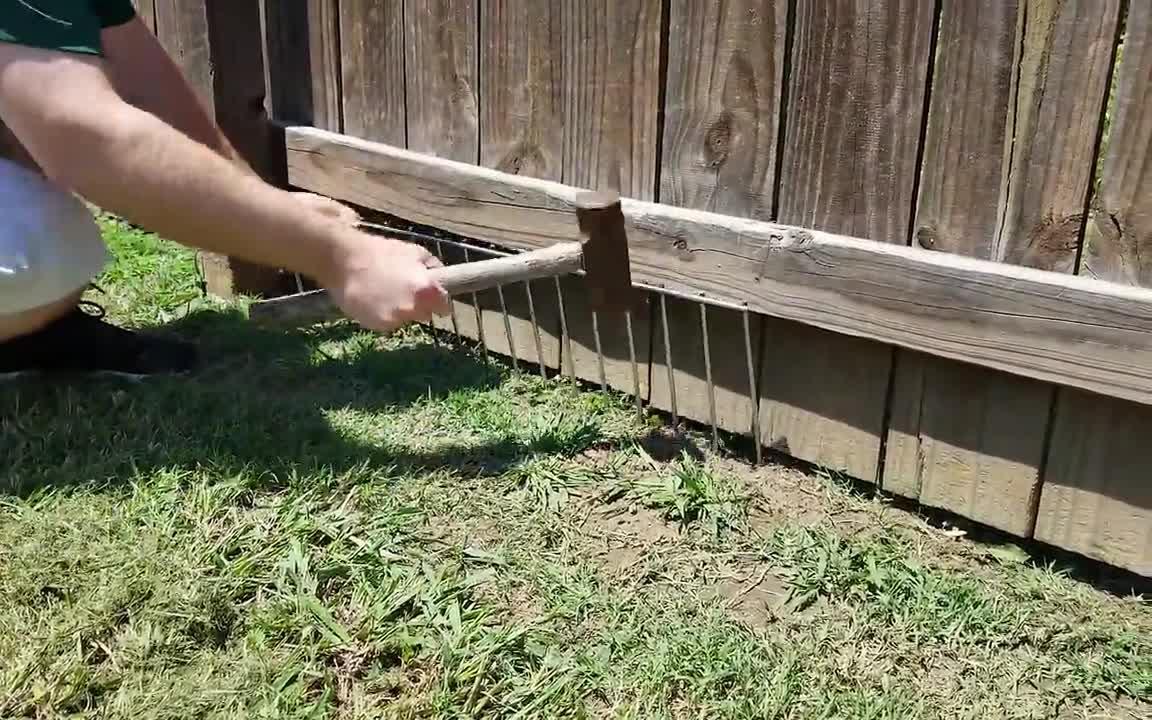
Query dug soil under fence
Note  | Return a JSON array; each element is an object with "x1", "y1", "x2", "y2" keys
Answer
[{"x1": 1, "y1": 219, "x2": 1148, "y2": 719}]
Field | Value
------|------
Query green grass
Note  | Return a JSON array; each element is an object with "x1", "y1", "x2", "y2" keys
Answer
[{"x1": 1, "y1": 216, "x2": 1149, "y2": 718}]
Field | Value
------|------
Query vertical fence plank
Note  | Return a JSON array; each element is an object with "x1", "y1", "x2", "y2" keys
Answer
[
  {"x1": 885, "y1": 0, "x2": 1121, "y2": 536},
  {"x1": 1037, "y1": 3, "x2": 1152, "y2": 575},
  {"x1": 474, "y1": 0, "x2": 565, "y2": 371},
  {"x1": 132, "y1": 0, "x2": 157, "y2": 33},
  {"x1": 405, "y1": 0, "x2": 479, "y2": 163},
  {"x1": 306, "y1": 0, "x2": 342, "y2": 131},
  {"x1": 559, "y1": 0, "x2": 663, "y2": 200},
  {"x1": 153, "y1": 0, "x2": 289, "y2": 297},
  {"x1": 340, "y1": 0, "x2": 406, "y2": 145},
  {"x1": 649, "y1": 0, "x2": 787, "y2": 434},
  {"x1": 660, "y1": 0, "x2": 787, "y2": 220},
  {"x1": 884, "y1": 0, "x2": 1049, "y2": 533},
  {"x1": 153, "y1": 0, "x2": 213, "y2": 110},
  {"x1": 555, "y1": 0, "x2": 662, "y2": 396},
  {"x1": 762, "y1": 0, "x2": 934, "y2": 481},
  {"x1": 404, "y1": 0, "x2": 480, "y2": 339}
]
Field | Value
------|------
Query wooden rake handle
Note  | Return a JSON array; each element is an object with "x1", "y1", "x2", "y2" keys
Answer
[
  {"x1": 429, "y1": 241, "x2": 583, "y2": 295},
  {"x1": 248, "y1": 241, "x2": 584, "y2": 326}
]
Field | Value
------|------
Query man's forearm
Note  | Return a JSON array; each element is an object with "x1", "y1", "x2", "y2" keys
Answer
[{"x1": 41, "y1": 105, "x2": 356, "y2": 285}]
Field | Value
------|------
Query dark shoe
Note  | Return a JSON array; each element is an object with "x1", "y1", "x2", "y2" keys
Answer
[{"x1": 0, "y1": 302, "x2": 198, "y2": 379}]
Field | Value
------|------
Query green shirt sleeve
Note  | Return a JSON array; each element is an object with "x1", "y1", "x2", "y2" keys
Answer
[{"x1": 0, "y1": 0, "x2": 138, "y2": 57}]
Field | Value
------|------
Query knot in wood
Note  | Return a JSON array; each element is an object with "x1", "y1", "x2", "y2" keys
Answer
[{"x1": 916, "y1": 226, "x2": 938, "y2": 250}]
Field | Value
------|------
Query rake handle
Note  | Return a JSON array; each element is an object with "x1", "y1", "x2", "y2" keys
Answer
[{"x1": 249, "y1": 242, "x2": 585, "y2": 326}]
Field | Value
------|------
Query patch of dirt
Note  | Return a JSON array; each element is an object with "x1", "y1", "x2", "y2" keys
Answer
[
  {"x1": 638, "y1": 428, "x2": 706, "y2": 463},
  {"x1": 583, "y1": 502, "x2": 679, "y2": 546},
  {"x1": 709, "y1": 566, "x2": 791, "y2": 631}
]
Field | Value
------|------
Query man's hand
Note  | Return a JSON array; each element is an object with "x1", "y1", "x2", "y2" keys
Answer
[
  {"x1": 324, "y1": 232, "x2": 452, "y2": 333},
  {"x1": 292, "y1": 192, "x2": 360, "y2": 226}
]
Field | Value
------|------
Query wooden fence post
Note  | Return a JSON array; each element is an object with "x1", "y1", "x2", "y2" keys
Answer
[{"x1": 155, "y1": 0, "x2": 295, "y2": 299}]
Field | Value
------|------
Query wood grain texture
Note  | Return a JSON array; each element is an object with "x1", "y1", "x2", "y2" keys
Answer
[
  {"x1": 660, "y1": 0, "x2": 788, "y2": 220},
  {"x1": 995, "y1": 0, "x2": 1122, "y2": 272},
  {"x1": 651, "y1": 0, "x2": 783, "y2": 432},
  {"x1": 154, "y1": 0, "x2": 291, "y2": 297},
  {"x1": 479, "y1": 0, "x2": 562, "y2": 178},
  {"x1": 883, "y1": 0, "x2": 1055, "y2": 535},
  {"x1": 405, "y1": 0, "x2": 478, "y2": 162},
  {"x1": 475, "y1": 0, "x2": 565, "y2": 373},
  {"x1": 474, "y1": 0, "x2": 662, "y2": 393},
  {"x1": 132, "y1": 0, "x2": 157, "y2": 32},
  {"x1": 306, "y1": 0, "x2": 342, "y2": 131},
  {"x1": 339, "y1": 0, "x2": 406, "y2": 145},
  {"x1": 153, "y1": 0, "x2": 213, "y2": 109},
  {"x1": 557, "y1": 0, "x2": 662, "y2": 395},
  {"x1": 559, "y1": 0, "x2": 663, "y2": 199},
  {"x1": 1038, "y1": 5, "x2": 1152, "y2": 576},
  {"x1": 285, "y1": 127, "x2": 1152, "y2": 407},
  {"x1": 1037, "y1": 391, "x2": 1152, "y2": 576},
  {"x1": 763, "y1": 0, "x2": 936, "y2": 480},
  {"x1": 1081, "y1": 1, "x2": 1152, "y2": 286}
]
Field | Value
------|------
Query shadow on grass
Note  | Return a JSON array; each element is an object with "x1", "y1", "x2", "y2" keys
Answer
[{"x1": 0, "y1": 307, "x2": 582, "y2": 497}]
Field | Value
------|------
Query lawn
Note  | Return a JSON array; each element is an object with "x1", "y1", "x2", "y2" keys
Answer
[{"x1": 1, "y1": 217, "x2": 1149, "y2": 719}]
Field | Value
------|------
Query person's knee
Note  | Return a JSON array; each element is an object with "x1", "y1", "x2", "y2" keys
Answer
[
  {"x1": 0, "y1": 290, "x2": 84, "y2": 342},
  {"x1": 0, "y1": 158, "x2": 107, "y2": 342}
]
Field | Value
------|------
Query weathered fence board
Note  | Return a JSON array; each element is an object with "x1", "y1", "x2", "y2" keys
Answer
[
  {"x1": 476, "y1": 0, "x2": 565, "y2": 372},
  {"x1": 885, "y1": 0, "x2": 1122, "y2": 535},
  {"x1": 153, "y1": 0, "x2": 212, "y2": 109},
  {"x1": 338, "y1": 0, "x2": 406, "y2": 145},
  {"x1": 1037, "y1": 3, "x2": 1152, "y2": 575},
  {"x1": 659, "y1": 0, "x2": 787, "y2": 220},
  {"x1": 305, "y1": 0, "x2": 342, "y2": 131},
  {"x1": 170, "y1": 0, "x2": 1152, "y2": 574},
  {"x1": 132, "y1": 0, "x2": 157, "y2": 32},
  {"x1": 261, "y1": 1, "x2": 339, "y2": 131},
  {"x1": 762, "y1": 0, "x2": 935, "y2": 481},
  {"x1": 884, "y1": 0, "x2": 1027, "y2": 503},
  {"x1": 405, "y1": 0, "x2": 478, "y2": 163},
  {"x1": 152, "y1": 1, "x2": 290, "y2": 297},
  {"x1": 651, "y1": 0, "x2": 784, "y2": 435},
  {"x1": 556, "y1": 0, "x2": 662, "y2": 395},
  {"x1": 885, "y1": 0, "x2": 1049, "y2": 535},
  {"x1": 480, "y1": 0, "x2": 562, "y2": 179}
]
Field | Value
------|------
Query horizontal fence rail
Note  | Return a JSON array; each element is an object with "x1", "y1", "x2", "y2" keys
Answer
[{"x1": 281, "y1": 125, "x2": 1152, "y2": 408}]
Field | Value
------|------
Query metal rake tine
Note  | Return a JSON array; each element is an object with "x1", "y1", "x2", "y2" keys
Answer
[
  {"x1": 524, "y1": 280, "x2": 547, "y2": 378},
  {"x1": 555, "y1": 277, "x2": 574, "y2": 379},
  {"x1": 701, "y1": 303, "x2": 719, "y2": 451},
  {"x1": 462, "y1": 246, "x2": 488, "y2": 357},
  {"x1": 626, "y1": 309, "x2": 643, "y2": 419},
  {"x1": 743, "y1": 307, "x2": 763, "y2": 466},
  {"x1": 659, "y1": 293, "x2": 678, "y2": 427},
  {"x1": 497, "y1": 284, "x2": 519, "y2": 371},
  {"x1": 434, "y1": 237, "x2": 460, "y2": 336},
  {"x1": 592, "y1": 310, "x2": 608, "y2": 393}
]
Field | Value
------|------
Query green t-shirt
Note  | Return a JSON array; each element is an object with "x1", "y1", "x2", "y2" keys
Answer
[{"x1": 0, "y1": 1, "x2": 137, "y2": 57}]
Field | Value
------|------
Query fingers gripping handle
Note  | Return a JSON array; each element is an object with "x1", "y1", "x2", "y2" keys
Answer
[{"x1": 429, "y1": 242, "x2": 584, "y2": 296}]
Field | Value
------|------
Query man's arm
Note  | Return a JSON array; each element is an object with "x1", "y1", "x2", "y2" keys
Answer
[{"x1": 0, "y1": 43, "x2": 448, "y2": 331}]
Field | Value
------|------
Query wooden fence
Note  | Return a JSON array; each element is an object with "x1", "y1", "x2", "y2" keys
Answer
[{"x1": 135, "y1": 1, "x2": 1151, "y2": 577}]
